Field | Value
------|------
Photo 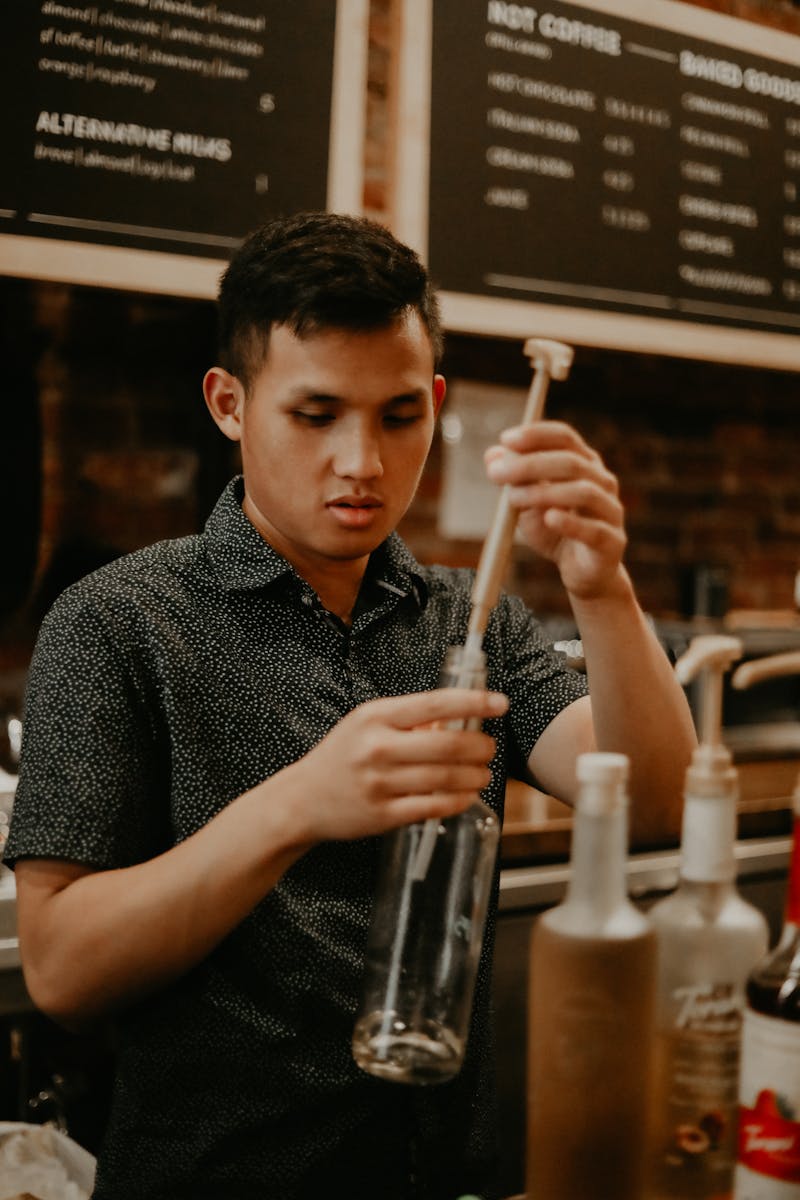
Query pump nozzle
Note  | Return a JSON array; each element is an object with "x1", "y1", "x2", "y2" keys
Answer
[
  {"x1": 675, "y1": 635, "x2": 743, "y2": 747},
  {"x1": 675, "y1": 634, "x2": 743, "y2": 797},
  {"x1": 731, "y1": 649, "x2": 800, "y2": 692}
]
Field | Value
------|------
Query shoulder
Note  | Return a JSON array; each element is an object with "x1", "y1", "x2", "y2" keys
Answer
[
  {"x1": 33, "y1": 534, "x2": 207, "y2": 667},
  {"x1": 48, "y1": 534, "x2": 204, "y2": 617}
]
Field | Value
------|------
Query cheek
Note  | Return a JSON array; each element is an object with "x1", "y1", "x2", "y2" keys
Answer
[
  {"x1": 244, "y1": 420, "x2": 303, "y2": 468},
  {"x1": 391, "y1": 431, "x2": 433, "y2": 487}
]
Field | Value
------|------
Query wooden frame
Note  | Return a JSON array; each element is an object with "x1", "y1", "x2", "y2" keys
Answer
[
  {"x1": 391, "y1": 0, "x2": 800, "y2": 370},
  {"x1": 0, "y1": 0, "x2": 369, "y2": 299}
]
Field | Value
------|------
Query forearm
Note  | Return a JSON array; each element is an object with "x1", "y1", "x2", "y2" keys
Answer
[
  {"x1": 571, "y1": 567, "x2": 697, "y2": 841},
  {"x1": 18, "y1": 687, "x2": 506, "y2": 1026},
  {"x1": 19, "y1": 768, "x2": 313, "y2": 1025}
]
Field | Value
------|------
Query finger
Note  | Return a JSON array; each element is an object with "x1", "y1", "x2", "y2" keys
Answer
[
  {"x1": 372, "y1": 688, "x2": 508, "y2": 731},
  {"x1": 499, "y1": 420, "x2": 595, "y2": 456},
  {"x1": 386, "y1": 727, "x2": 497, "y2": 765},
  {"x1": 508, "y1": 480, "x2": 624, "y2": 525},
  {"x1": 379, "y1": 762, "x2": 493, "y2": 798},
  {"x1": 379, "y1": 790, "x2": 485, "y2": 827},
  {"x1": 487, "y1": 448, "x2": 616, "y2": 494},
  {"x1": 542, "y1": 508, "x2": 628, "y2": 554}
]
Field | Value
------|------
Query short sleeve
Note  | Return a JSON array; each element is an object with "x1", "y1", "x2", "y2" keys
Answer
[
  {"x1": 491, "y1": 592, "x2": 589, "y2": 775},
  {"x1": 6, "y1": 588, "x2": 169, "y2": 871}
]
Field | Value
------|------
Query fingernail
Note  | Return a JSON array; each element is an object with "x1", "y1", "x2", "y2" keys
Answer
[
  {"x1": 488, "y1": 692, "x2": 509, "y2": 714},
  {"x1": 500, "y1": 426, "x2": 525, "y2": 445},
  {"x1": 486, "y1": 454, "x2": 510, "y2": 480}
]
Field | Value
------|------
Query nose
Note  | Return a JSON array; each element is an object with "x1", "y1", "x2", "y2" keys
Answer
[{"x1": 333, "y1": 421, "x2": 384, "y2": 481}]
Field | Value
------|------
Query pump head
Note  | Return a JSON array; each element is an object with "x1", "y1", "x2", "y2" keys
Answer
[
  {"x1": 674, "y1": 634, "x2": 743, "y2": 691},
  {"x1": 675, "y1": 634, "x2": 743, "y2": 798},
  {"x1": 523, "y1": 337, "x2": 574, "y2": 381}
]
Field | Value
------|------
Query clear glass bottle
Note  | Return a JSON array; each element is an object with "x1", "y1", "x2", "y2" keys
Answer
[
  {"x1": 352, "y1": 644, "x2": 500, "y2": 1085},
  {"x1": 733, "y1": 785, "x2": 800, "y2": 1199},
  {"x1": 648, "y1": 636, "x2": 769, "y2": 1200},
  {"x1": 526, "y1": 752, "x2": 657, "y2": 1200}
]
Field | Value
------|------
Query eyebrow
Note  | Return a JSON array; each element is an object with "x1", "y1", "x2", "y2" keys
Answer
[{"x1": 286, "y1": 389, "x2": 429, "y2": 406}]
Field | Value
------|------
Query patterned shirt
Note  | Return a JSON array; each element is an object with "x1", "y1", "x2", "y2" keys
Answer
[{"x1": 7, "y1": 476, "x2": 588, "y2": 1200}]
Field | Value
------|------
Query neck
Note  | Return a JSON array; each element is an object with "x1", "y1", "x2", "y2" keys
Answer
[
  {"x1": 308, "y1": 569, "x2": 364, "y2": 624},
  {"x1": 241, "y1": 491, "x2": 369, "y2": 623}
]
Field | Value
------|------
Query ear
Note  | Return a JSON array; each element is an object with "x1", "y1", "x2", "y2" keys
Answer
[
  {"x1": 203, "y1": 368, "x2": 245, "y2": 442},
  {"x1": 433, "y1": 374, "x2": 446, "y2": 418}
]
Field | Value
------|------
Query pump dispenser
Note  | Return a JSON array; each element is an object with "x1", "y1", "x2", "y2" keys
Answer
[{"x1": 647, "y1": 635, "x2": 769, "y2": 1200}]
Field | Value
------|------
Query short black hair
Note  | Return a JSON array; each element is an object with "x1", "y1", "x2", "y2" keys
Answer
[{"x1": 216, "y1": 212, "x2": 444, "y2": 389}]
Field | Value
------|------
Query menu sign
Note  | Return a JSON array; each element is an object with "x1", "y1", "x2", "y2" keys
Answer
[
  {"x1": 395, "y1": 0, "x2": 800, "y2": 368},
  {"x1": 0, "y1": 0, "x2": 366, "y2": 296}
]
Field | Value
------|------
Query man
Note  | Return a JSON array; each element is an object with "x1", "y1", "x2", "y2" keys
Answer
[{"x1": 7, "y1": 213, "x2": 695, "y2": 1199}]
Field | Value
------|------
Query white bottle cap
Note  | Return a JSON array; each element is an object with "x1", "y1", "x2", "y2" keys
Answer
[
  {"x1": 576, "y1": 752, "x2": 630, "y2": 786},
  {"x1": 575, "y1": 752, "x2": 630, "y2": 815}
]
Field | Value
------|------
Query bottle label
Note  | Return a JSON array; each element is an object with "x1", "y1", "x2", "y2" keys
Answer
[
  {"x1": 651, "y1": 982, "x2": 743, "y2": 1193},
  {"x1": 735, "y1": 1009, "x2": 800, "y2": 1190}
]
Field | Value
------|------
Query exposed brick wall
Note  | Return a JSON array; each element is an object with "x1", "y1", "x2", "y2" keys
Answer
[{"x1": 1, "y1": 0, "x2": 799, "y2": 687}]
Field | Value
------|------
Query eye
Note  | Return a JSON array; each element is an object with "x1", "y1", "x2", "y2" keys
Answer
[
  {"x1": 383, "y1": 411, "x2": 423, "y2": 428},
  {"x1": 292, "y1": 410, "x2": 335, "y2": 426}
]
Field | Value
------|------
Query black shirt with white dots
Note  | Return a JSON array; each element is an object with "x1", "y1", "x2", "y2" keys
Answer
[{"x1": 8, "y1": 476, "x2": 588, "y2": 1200}]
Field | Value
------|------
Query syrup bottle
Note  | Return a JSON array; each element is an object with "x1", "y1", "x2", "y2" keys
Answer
[
  {"x1": 526, "y1": 752, "x2": 657, "y2": 1200},
  {"x1": 731, "y1": 649, "x2": 800, "y2": 1199},
  {"x1": 647, "y1": 635, "x2": 769, "y2": 1200}
]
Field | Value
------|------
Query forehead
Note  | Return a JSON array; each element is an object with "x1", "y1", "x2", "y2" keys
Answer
[{"x1": 251, "y1": 312, "x2": 436, "y2": 395}]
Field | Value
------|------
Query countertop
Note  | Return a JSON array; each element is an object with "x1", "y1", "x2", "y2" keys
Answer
[{"x1": 501, "y1": 739, "x2": 798, "y2": 864}]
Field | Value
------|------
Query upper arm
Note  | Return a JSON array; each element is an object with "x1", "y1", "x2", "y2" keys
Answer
[
  {"x1": 526, "y1": 694, "x2": 596, "y2": 805},
  {"x1": 492, "y1": 593, "x2": 591, "y2": 799},
  {"x1": 14, "y1": 858, "x2": 98, "y2": 956},
  {"x1": 6, "y1": 591, "x2": 165, "y2": 873},
  {"x1": 13, "y1": 858, "x2": 101, "y2": 1020}
]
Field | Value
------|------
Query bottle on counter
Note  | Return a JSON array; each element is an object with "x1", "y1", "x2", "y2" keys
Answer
[
  {"x1": 647, "y1": 635, "x2": 770, "y2": 1200},
  {"x1": 352, "y1": 643, "x2": 500, "y2": 1085},
  {"x1": 731, "y1": 649, "x2": 800, "y2": 1200},
  {"x1": 526, "y1": 751, "x2": 657, "y2": 1200}
]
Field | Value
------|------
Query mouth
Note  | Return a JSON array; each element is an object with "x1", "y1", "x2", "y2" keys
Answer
[{"x1": 326, "y1": 496, "x2": 384, "y2": 529}]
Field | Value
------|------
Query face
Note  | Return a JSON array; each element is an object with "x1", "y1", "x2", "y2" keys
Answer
[{"x1": 204, "y1": 312, "x2": 445, "y2": 585}]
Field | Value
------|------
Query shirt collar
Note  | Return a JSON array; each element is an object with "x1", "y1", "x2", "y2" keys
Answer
[{"x1": 204, "y1": 477, "x2": 428, "y2": 612}]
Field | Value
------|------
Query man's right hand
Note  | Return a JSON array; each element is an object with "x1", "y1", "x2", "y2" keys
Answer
[{"x1": 282, "y1": 688, "x2": 508, "y2": 843}]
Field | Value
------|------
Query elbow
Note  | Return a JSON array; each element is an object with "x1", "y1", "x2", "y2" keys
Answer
[{"x1": 20, "y1": 952, "x2": 101, "y2": 1031}]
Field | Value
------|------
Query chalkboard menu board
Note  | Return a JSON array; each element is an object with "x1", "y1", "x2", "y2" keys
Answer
[
  {"x1": 393, "y1": 0, "x2": 800, "y2": 369},
  {"x1": 0, "y1": 0, "x2": 367, "y2": 297}
]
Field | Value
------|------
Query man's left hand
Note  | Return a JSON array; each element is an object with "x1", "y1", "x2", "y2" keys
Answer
[{"x1": 485, "y1": 419, "x2": 626, "y2": 601}]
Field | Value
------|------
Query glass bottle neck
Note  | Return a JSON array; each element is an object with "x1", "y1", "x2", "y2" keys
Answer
[{"x1": 566, "y1": 805, "x2": 629, "y2": 915}]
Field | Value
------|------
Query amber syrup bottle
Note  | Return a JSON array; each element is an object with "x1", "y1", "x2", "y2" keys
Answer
[{"x1": 526, "y1": 752, "x2": 657, "y2": 1200}]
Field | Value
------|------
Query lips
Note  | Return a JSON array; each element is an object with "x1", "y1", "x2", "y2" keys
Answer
[{"x1": 326, "y1": 495, "x2": 383, "y2": 529}]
